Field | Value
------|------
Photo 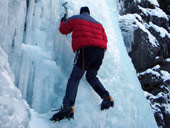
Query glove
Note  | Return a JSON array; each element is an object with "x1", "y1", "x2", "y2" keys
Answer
[
  {"x1": 61, "y1": 14, "x2": 67, "y2": 21},
  {"x1": 61, "y1": 17, "x2": 66, "y2": 21}
]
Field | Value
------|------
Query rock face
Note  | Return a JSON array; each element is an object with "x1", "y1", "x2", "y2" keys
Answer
[
  {"x1": 119, "y1": 0, "x2": 170, "y2": 127},
  {"x1": 138, "y1": 64, "x2": 170, "y2": 128},
  {"x1": 157, "y1": 0, "x2": 170, "y2": 15},
  {"x1": 130, "y1": 28, "x2": 160, "y2": 72}
]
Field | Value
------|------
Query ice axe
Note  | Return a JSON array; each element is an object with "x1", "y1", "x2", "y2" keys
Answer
[{"x1": 62, "y1": 2, "x2": 68, "y2": 19}]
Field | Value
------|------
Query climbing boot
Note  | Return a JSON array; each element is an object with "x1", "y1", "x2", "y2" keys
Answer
[
  {"x1": 100, "y1": 96, "x2": 114, "y2": 111},
  {"x1": 50, "y1": 105, "x2": 75, "y2": 122}
]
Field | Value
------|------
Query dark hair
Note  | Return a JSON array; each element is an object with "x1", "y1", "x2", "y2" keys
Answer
[{"x1": 80, "y1": 6, "x2": 90, "y2": 15}]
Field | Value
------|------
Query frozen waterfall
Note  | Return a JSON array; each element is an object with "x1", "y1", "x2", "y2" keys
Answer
[{"x1": 0, "y1": 0, "x2": 158, "y2": 127}]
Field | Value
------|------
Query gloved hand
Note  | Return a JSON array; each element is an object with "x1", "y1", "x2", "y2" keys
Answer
[{"x1": 61, "y1": 14, "x2": 67, "y2": 21}]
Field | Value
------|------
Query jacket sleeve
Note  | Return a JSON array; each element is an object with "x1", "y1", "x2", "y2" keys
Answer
[
  {"x1": 59, "y1": 19, "x2": 73, "y2": 35},
  {"x1": 102, "y1": 27, "x2": 108, "y2": 43}
]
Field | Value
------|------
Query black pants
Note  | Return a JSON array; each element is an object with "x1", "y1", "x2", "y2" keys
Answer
[{"x1": 63, "y1": 47, "x2": 109, "y2": 106}]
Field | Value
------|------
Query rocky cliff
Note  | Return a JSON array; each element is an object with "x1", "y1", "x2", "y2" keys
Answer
[{"x1": 119, "y1": 0, "x2": 170, "y2": 127}]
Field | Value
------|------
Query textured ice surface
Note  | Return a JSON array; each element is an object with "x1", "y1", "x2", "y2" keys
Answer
[{"x1": 0, "y1": 48, "x2": 30, "y2": 128}]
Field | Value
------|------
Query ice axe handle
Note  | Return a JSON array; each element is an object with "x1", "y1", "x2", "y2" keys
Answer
[
  {"x1": 64, "y1": 13, "x2": 67, "y2": 18},
  {"x1": 62, "y1": 2, "x2": 68, "y2": 6},
  {"x1": 62, "y1": 2, "x2": 68, "y2": 19}
]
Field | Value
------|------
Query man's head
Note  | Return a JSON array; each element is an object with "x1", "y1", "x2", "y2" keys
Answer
[{"x1": 80, "y1": 6, "x2": 90, "y2": 15}]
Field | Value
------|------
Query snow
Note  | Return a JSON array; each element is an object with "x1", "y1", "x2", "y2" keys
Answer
[
  {"x1": 0, "y1": 0, "x2": 158, "y2": 128},
  {"x1": 160, "y1": 70, "x2": 170, "y2": 82},
  {"x1": 148, "y1": 22, "x2": 170, "y2": 38},
  {"x1": 165, "y1": 58, "x2": 170, "y2": 62},
  {"x1": 134, "y1": 0, "x2": 159, "y2": 7},
  {"x1": 119, "y1": 14, "x2": 143, "y2": 24},
  {"x1": 147, "y1": 0, "x2": 159, "y2": 7},
  {"x1": 0, "y1": 47, "x2": 30, "y2": 128},
  {"x1": 155, "y1": 56, "x2": 160, "y2": 59},
  {"x1": 137, "y1": 65, "x2": 161, "y2": 77},
  {"x1": 138, "y1": 64, "x2": 170, "y2": 84},
  {"x1": 139, "y1": 6, "x2": 168, "y2": 20},
  {"x1": 143, "y1": 88, "x2": 170, "y2": 127},
  {"x1": 138, "y1": 67, "x2": 160, "y2": 77},
  {"x1": 137, "y1": 22, "x2": 159, "y2": 47},
  {"x1": 167, "y1": 104, "x2": 170, "y2": 113},
  {"x1": 152, "y1": 65, "x2": 160, "y2": 70}
]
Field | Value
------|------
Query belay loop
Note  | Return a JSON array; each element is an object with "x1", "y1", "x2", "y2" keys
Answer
[{"x1": 62, "y1": 2, "x2": 68, "y2": 18}]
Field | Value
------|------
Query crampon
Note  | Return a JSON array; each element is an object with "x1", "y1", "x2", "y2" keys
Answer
[
  {"x1": 50, "y1": 106, "x2": 75, "y2": 122},
  {"x1": 100, "y1": 96, "x2": 114, "y2": 111}
]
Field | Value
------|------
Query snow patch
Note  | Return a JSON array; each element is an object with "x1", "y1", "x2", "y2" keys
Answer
[
  {"x1": 160, "y1": 70, "x2": 170, "y2": 82},
  {"x1": 138, "y1": 65, "x2": 160, "y2": 77},
  {"x1": 155, "y1": 56, "x2": 160, "y2": 59},
  {"x1": 138, "y1": 68, "x2": 160, "y2": 77},
  {"x1": 139, "y1": 6, "x2": 168, "y2": 20},
  {"x1": 147, "y1": 0, "x2": 159, "y2": 7},
  {"x1": 165, "y1": 58, "x2": 170, "y2": 62},
  {"x1": 137, "y1": 22, "x2": 159, "y2": 47},
  {"x1": 148, "y1": 22, "x2": 170, "y2": 38}
]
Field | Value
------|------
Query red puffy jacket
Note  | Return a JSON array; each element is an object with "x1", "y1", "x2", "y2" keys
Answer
[{"x1": 59, "y1": 13, "x2": 108, "y2": 52}]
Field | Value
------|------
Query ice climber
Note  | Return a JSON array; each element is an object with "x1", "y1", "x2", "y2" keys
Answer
[{"x1": 50, "y1": 6, "x2": 114, "y2": 122}]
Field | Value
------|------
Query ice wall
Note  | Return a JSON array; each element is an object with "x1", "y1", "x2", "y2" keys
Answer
[
  {"x1": 0, "y1": 48, "x2": 30, "y2": 128},
  {"x1": 0, "y1": 0, "x2": 158, "y2": 127},
  {"x1": 0, "y1": 1, "x2": 30, "y2": 128},
  {"x1": 0, "y1": 0, "x2": 26, "y2": 54}
]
